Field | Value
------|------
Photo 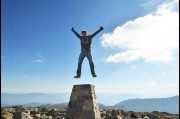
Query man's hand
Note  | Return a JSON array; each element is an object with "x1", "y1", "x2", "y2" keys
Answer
[
  {"x1": 100, "y1": 26, "x2": 104, "y2": 30},
  {"x1": 71, "y1": 27, "x2": 75, "y2": 31}
]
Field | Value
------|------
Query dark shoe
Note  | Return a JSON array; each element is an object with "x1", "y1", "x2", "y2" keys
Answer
[
  {"x1": 74, "y1": 75, "x2": 80, "y2": 78},
  {"x1": 92, "y1": 74, "x2": 97, "y2": 78}
]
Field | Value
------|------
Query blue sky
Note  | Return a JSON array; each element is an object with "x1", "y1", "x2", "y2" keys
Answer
[{"x1": 1, "y1": 0, "x2": 179, "y2": 101}]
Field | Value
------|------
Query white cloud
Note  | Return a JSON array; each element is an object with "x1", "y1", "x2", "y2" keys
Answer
[
  {"x1": 150, "y1": 80, "x2": 157, "y2": 86},
  {"x1": 31, "y1": 54, "x2": 46, "y2": 63},
  {"x1": 161, "y1": 71, "x2": 168, "y2": 75},
  {"x1": 35, "y1": 59, "x2": 44, "y2": 63},
  {"x1": 101, "y1": 0, "x2": 179, "y2": 63},
  {"x1": 142, "y1": 72, "x2": 148, "y2": 75}
]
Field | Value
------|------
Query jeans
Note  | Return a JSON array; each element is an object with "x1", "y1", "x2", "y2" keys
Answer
[{"x1": 76, "y1": 50, "x2": 96, "y2": 76}]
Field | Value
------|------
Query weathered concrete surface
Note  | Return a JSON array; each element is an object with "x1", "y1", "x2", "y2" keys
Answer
[{"x1": 65, "y1": 84, "x2": 101, "y2": 119}]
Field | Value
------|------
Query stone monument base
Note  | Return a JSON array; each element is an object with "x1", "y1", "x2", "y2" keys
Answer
[{"x1": 65, "y1": 84, "x2": 101, "y2": 119}]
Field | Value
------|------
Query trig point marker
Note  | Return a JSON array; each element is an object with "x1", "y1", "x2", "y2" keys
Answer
[{"x1": 65, "y1": 84, "x2": 101, "y2": 119}]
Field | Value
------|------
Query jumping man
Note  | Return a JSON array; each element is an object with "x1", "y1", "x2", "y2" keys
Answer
[{"x1": 71, "y1": 26, "x2": 104, "y2": 78}]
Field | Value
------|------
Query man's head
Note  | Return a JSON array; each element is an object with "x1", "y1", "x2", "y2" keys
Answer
[{"x1": 81, "y1": 30, "x2": 88, "y2": 36}]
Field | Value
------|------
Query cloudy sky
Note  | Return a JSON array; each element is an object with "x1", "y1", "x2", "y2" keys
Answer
[{"x1": 1, "y1": 0, "x2": 179, "y2": 104}]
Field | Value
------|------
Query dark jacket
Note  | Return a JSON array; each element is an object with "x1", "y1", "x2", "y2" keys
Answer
[{"x1": 72, "y1": 28, "x2": 103, "y2": 51}]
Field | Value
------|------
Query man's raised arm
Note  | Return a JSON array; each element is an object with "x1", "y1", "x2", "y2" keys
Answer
[
  {"x1": 91, "y1": 26, "x2": 104, "y2": 38},
  {"x1": 71, "y1": 27, "x2": 81, "y2": 39}
]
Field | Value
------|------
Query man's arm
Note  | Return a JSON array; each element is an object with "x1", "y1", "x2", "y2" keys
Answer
[
  {"x1": 71, "y1": 27, "x2": 81, "y2": 39},
  {"x1": 91, "y1": 26, "x2": 104, "y2": 38}
]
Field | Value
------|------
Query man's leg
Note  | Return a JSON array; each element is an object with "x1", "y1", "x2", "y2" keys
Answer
[
  {"x1": 86, "y1": 51, "x2": 96, "y2": 77},
  {"x1": 76, "y1": 51, "x2": 86, "y2": 77}
]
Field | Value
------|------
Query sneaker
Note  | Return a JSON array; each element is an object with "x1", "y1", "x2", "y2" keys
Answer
[
  {"x1": 92, "y1": 74, "x2": 97, "y2": 78},
  {"x1": 74, "y1": 75, "x2": 80, "y2": 78}
]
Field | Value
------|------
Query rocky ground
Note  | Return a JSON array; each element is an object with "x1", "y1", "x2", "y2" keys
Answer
[{"x1": 1, "y1": 106, "x2": 179, "y2": 119}]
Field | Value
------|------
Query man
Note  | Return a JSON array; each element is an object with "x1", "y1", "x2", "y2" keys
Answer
[{"x1": 71, "y1": 26, "x2": 104, "y2": 78}]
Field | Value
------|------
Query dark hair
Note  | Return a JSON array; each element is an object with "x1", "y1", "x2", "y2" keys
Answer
[{"x1": 81, "y1": 30, "x2": 87, "y2": 34}]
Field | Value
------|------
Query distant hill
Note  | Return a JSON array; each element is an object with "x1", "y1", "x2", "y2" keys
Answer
[
  {"x1": 1, "y1": 93, "x2": 69, "y2": 106},
  {"x1": 114, "y1": 96, "x2": 179, "y2": 114},
  {"x1": 1, "y1": 93, "x2": 179, "y2": 114}
]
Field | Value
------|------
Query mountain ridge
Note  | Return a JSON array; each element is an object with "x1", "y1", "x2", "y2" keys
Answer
[
  {"x1": 114, "y1": 95, "x2": 179, "y2": 114},
  {"x1": 1, "y1": 93, "x2": 178, "y2": 114}
]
